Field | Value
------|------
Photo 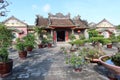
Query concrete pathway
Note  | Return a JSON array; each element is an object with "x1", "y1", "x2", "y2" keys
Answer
[{"x1": 0, "y1": 44, "x2": 118, "y2": 80}]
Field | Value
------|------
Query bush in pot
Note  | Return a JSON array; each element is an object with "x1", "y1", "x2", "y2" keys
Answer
[
  {"x1": 23, "y1": 33, "x2": 36, "y2": 51},
  {"x1": 46, "y1": 34, "x2": 53, "y2": 48},
  {"x1": 66, "y1": 49, "x2": 87, "y2": 72},
  {"x1": 0, "y1": 24, "x2": 13, "y2": 77},
  {"x1": 15, "y1": 38, "x2": 27, "y2": 59},
  {"x1": 111, "y1": 52, "x2": 120, "y2": 66}
]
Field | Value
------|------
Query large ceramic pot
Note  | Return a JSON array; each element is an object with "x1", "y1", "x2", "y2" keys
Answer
[
  {"x1": 0, "y1": 59, "x2": 13, "y2": 77},
  {"x1": 99, "y1": 54, "x2": 120, "y2": 76}
]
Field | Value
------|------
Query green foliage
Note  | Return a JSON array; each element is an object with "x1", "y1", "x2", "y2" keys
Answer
[
  {"x1": 46, "y1": 34, "x2": 53, "y2": 43},
  {"x1": 69, "y1": 34, "x2": 76, "y2": 41},
  {"x1": 23, "y1": 33, "x2": 36, "y2": 48},
  {"x1": 0, "y1": 48, "x2": 8, "y2": 62},
  {"x1": 74, "y1": 39, "x2": 85, "y2": 46},
  {"x1": 15, "y1": 38, "x2": 26, "y2": 52},
  {"x1": 0, "y1": 24, "x2": 13, "y2": 48},
  {"x1": 88, "y1": 29, "x2": 99, "y2": 38},
  {"x1": 66, "y1": 48, "x2": 87, "y2": 68},
  {"x1": 111, "y1": 53, "x2": 120, "y2": 66},
  {"x1": 0, "y1": 24, "x2": 13, "y2": 62},
  {"x1": 116, "y1": 25, "x2": 120, "y2": 29},
  {"x1": 79, "y1": 34, "x2": 85, "y2": 40}
]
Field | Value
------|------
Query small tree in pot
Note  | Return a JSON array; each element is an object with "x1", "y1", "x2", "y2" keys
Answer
[
  {"x1": 0, "y1": 24, "x2": 13, "y2": 77},
  {"x1": 66, "y1": 49, "x2": 87, "y2": 72},
  {"x1": 23, "y1": 33, "x2": 36, "y2": 51},
  {"x1": 15, "y1": 38, "x2": 27, "y2": 59}
]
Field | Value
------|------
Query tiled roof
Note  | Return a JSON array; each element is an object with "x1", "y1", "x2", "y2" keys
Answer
[
  {"x1": 2, "y1": 16, "x2": 27, "y2": 25},
  {"x1": 50, "y1": 19, "x2": 74, "y2": 27},
  {"x1": 36, "y1": 17, "x2": 48, "y2": 27},
  {"x1": 73, "y1": 19, "x2": 88, "y2": 28},
  {"x1": 36, "y1": 13, "x2": 88, "y2": 28}
]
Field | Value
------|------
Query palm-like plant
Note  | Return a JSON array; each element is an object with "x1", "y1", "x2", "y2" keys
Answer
[{"x1": 0, "y1": 24, "x2": 13, "y2": 62}]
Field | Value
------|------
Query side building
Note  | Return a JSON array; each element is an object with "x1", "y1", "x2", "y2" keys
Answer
[
  {"x1": 2, "y1": 16, "x2": 28, "y2": 41},
  {"x1": 96, "y1": 18, "x2": 116, "y2": 38}
]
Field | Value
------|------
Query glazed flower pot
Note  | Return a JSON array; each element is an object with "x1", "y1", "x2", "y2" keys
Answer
[
  {"x1": 0, "y1": 59, "x2": 13, "y2": 77},
  {"x1": 99, "y1": 55, "x2": 120, "y2": 76},
  {"x1": 19, "y1": 51, "x2": 27, "y2": 59}
]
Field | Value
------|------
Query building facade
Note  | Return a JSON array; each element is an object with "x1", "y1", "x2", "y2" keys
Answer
[
  {"x1": 96, "y1": 19, "x2": 116, "y2": 38},
  {"x1": 35, "y1": 13, "x2": 88, "y2": 42},
  {"x1": 3, "y1": 16, "x2": 28, "y2": 41}
]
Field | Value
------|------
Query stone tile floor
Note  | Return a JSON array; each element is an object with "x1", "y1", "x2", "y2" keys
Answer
[{"x1": 0, "y1": 44, "x2": 118, "y2": 80}]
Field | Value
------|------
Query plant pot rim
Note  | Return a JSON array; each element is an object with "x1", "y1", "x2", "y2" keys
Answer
[
  {"x1": 99, "y1": 54, "x2": 120, "y2": 76},
  {"x1": 0, "y1": 59, "x2": 13, "y2": 64}
]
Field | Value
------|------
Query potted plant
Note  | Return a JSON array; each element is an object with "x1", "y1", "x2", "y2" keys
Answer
[
  {"x1": 99, "y1": 52, "x2": 120, "y2": 79},
  {"x1": 46, "y1": 34, "x2": 53, "y2": 48},
  {"x1": 66, "y1": 49, "x2": 87, "y2": 72},
  {"x1": 15, "y1": 38, "x2": 27, "y2": 59},
  {"x1": 0, "y1": 24, "x2": 13, "y2": 77},
  {"x1": 23, "y1": 33, "x2": 36, "y2": 51},
  {"x1": 86, "y1": 48, "x2": 102, "y2": 63},
  {"x1": 69, "y1": 34, "x2": 76, "y2": 52}
]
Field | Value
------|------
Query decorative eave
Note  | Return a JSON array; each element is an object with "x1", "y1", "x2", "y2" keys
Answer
[{"x1": 49, "y1": 25, "x2": 76, "y2": 28}]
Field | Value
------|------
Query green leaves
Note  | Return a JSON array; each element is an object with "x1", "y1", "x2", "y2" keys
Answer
[{"x1": 0, "y1": 23, "x2": 13, "y2": 62}]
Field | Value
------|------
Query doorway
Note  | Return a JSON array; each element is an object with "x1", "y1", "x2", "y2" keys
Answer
[{"x1": 57, "y1": 31, "x2": 65, "y2": 42}]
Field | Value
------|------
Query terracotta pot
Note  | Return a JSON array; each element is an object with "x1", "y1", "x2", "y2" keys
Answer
[
  {"x1": 107, "y1": 44, "x2": 112, "y2": 48},
  {"x1": 38, "y1": 44, "x2": 45, "y2": 48},
  {"x1": 19, "y1": 51, "x2": 27, "y2": 59},
  {"x1": 70, "y1": 49, "x2": 76, "y2": 52},
  {"x1": 99, "y1": 55, "x2": 120, "y2": 76},
  {"x1": 0, "y1": 59, "x2": 13, "y2": 77},
  {"x1": 90, "y1": 58, "x2": 100, "y2": 63},
  {"x1": 48, "y1": 43, "x2": 52, "y2": 48},
  {"x1": 27, "y1": 47, "x2": 33, "y2": 51},
  {"x1": 74, "y1": 68, "x2": 82, "y2": 72}
]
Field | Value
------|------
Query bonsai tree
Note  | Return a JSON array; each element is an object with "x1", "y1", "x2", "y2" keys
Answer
[
  {"x1": 0, "y1": 23, "x2": 13, "y2": 77},
  {"x1": 69, "y1": 34, "x2": 76, "y2": 51},
  {"x1": 23, "y1": 33, "x2": 36, "y2": 51}
]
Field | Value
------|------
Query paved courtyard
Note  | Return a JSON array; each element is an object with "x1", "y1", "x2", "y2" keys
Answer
[{"x1": 0, "y1": 43, "x2": 118, "y2": 80}]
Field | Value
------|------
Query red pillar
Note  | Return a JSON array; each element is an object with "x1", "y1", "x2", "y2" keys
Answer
[
  {"x1": 66, "y1": 31, "x2": 68, "y2": 41},
  {"x1": 53, "y1": 31, "x2": 56, "y2": 41}
]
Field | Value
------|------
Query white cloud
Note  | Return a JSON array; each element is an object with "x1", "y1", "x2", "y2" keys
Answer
[
  {"x1": 43, "y1": 4, "x2": 51, "y2": 12},
  {"x1": 32, "y1": 4, "x2": 38, "y2": 10}
]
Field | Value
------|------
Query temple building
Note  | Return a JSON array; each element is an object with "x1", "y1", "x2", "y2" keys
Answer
[
  {"x1": 96, "y1": 19, "x2": 116, "y2": 38},
  {"x1": 35, "y1": 13, "x2": 88, "y2": 42}
]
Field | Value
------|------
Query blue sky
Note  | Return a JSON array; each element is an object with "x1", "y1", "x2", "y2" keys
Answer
[{"x1": 0, "y1": 0, "x2": 120, "y2": 25}]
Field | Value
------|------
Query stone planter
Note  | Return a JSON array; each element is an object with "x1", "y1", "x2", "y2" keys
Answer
[
  {"x1": 19, "y1": 51, "x2": 27, "y2": 59},
  {"x1": 99, "y1": 55, "x2": 120, "y2": 76},
  {"x1": 0, "y1": 59, "x2": 13, "y2": 77}
]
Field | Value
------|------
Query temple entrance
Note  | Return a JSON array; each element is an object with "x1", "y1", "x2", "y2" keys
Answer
[{"x1": 57, "y1": 31, "x2": 65, "y2": 42}]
